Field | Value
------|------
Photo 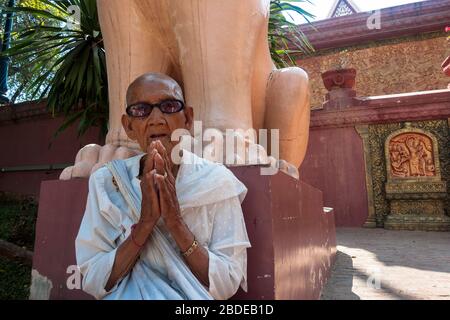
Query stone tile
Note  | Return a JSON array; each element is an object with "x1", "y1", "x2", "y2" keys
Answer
[{"x1": 321, "y1": 228, "x2": 450, "y2": 300}]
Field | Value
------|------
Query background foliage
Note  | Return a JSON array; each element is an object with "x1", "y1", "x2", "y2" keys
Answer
[
  {"x1": 269, "y1": 0, "x2": 314, "y2": 67},
  {"x1": 1, "y1": 0, "x2": 107, "y2": 137}
]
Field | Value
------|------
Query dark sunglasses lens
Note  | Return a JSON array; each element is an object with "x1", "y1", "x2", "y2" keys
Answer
[
  {"x1": 127, "y1": 104, "x2": 151, "y2": 117},
  {"x1": 160, "y1": 100, "x2": 183, "y2": 113}
]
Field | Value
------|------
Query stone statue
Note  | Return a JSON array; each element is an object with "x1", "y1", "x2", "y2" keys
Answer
[{"x1": 60, "y1": 0, "x2": 310, "y2": 180}]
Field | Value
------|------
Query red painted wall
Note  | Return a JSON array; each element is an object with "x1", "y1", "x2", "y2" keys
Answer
[
  {"x1": 0, "y1": 112, "x2": 103, "y2": 197},
  {"x1": 300, "y1": 126, "x2": 369, "y2": 227}
]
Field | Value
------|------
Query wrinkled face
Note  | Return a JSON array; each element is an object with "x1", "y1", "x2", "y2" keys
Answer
[{"x1": 122, "y1": 74, "x2": 193, "y2": 153}]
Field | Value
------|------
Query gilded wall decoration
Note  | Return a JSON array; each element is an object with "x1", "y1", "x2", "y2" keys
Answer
[
  {"x1": 384, "y1": 124, "x2": 449, "y2": 230},
  {"x1": 390, "y1": 200, "x2": 444, "y2": 216},
  {"x1": 368, "y1": 123, "x2": 401, "y2": 227},
  {"x1": 368, "y1": 120, "x2": 450, "y2": 229}
]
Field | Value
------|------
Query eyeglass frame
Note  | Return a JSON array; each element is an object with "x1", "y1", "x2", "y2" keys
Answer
[{"x1": 125, "y1": 99, "x2": 185, "y2": 118}]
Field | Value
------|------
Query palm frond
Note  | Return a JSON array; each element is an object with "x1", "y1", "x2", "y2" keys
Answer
[
  {"x1": 1, "y1": 0, "x2": 108, "y2": 138},
  {"x1": 269, "y1": 0, "x2": 315, "y2": 68}
]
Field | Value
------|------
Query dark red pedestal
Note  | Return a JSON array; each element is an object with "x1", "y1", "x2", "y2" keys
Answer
[{"x1": 31, "y1": 167, "x2": 336, "y2": 300}]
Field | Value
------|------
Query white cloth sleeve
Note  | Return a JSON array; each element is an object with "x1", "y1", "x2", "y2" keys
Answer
[
  {"x1": 75, "y1": 170, "x2": 124, "y2": 299},
  {"x1": 206, "y1": 196, "x2": 251, "y2": 300}
]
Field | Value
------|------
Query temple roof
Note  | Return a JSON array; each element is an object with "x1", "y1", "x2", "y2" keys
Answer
[{"x1": 296, "y1": 0, "x2": 448, "y2": 52}]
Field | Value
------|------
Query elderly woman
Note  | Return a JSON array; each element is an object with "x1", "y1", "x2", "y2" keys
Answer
[{"x1": 75, "y1": 73, "x2": 251, "y2": 300}]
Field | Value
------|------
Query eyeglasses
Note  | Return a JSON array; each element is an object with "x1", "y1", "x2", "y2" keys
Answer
[{"x1": 126, "y1": 99, "x2": 184, "y2": 118}]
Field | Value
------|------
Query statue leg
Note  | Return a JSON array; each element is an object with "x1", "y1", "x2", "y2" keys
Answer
[
  {"x1": 169, "y1": 0, "x2": 270, "y2": 131},
  {"x1": 264, "y1": 67, "x2": 311, "y2": 173},
  {"x1": 99, "y1": 0, "x2": 177, "y2": 148},
  {"x1": 164, "y1": 0, "x2": 274, "y2": 166},
  {"x1": 61, "y1": 0, "x2": 175, "y2": 179}
]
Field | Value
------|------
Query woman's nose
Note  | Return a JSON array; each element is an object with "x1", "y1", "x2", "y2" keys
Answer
[{"x1": 146, "y1": 107, "x2": 166, "y2": 126}]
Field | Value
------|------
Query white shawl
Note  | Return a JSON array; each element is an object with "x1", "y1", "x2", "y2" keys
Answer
[{"x1": 75, "y1": 150, "x2": 251, "y2": 300}]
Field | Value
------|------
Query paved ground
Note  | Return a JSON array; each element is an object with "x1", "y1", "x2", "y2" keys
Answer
[{"x1": 321, "y1": 228, "x2": 450, "y2": 300}]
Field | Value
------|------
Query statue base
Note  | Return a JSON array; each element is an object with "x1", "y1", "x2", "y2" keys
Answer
[{"x1": 30, "y1": 167, "x2": 336, "y2": 300}]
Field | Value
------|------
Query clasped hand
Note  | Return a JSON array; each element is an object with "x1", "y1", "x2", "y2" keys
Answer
[{"x1": 139, "y1": 140, "x2": 181, "y2": 228}]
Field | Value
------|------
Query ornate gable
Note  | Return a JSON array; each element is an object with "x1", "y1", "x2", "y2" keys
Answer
[{"x1": 328, "y1": 0, "x2": 360, "y2": 18}]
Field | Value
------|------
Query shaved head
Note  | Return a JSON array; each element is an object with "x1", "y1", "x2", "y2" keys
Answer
[{"x1": 126, "y1": 73, "x2": 184, "y2": 105}]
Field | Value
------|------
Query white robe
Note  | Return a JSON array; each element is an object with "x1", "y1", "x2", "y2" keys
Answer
[{"x1": 75, "y1": 150, "x2": 251, "y2": 300}]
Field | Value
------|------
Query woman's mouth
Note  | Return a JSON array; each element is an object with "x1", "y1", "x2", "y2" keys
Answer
[
  {"x1": 148, "y1": 133, "x2": 170, "y2": 143},
  {"x1": 149, "y1": 133, "x2": 168, "y2": 139}
]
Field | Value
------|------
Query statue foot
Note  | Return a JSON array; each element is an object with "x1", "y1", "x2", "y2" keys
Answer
[
  {"x1": 59, "y1": 144, "x2": 141, "y2": 180},
  {"x1": 198, "y1": 130, "x2": 298, "y2": 179},
  {"x1": 200, "y1": 129, "x2": 270, "y2": 166}
]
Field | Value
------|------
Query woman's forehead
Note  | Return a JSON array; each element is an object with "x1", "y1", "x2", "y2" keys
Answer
[{"x1": 127, "y1": 76, "x2": 184, "y2": 104}]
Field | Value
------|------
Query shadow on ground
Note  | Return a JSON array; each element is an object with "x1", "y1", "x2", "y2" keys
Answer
[
  {"x1": 321, "y1": 228, "x2": 450, "y2": 300},
  {"x1": 336, "y1": 228, "x2": 450, "y2": 274},
  {"x1": 321, "y1": 250, "x2": 360, "y2": 300}
]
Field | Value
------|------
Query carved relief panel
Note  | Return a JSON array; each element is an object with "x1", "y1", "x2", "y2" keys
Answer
[{"x1": 385, "y1": 127, "x2": 442, "y2": 181}]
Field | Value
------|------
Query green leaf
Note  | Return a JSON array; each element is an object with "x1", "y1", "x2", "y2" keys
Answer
[{"x1": 0, "y1": 6, "x2": 67, "y2": 23}]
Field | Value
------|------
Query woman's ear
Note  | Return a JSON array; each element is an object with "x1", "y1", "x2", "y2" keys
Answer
[
  {"x1": 121, "y1": 114, "x2": 137, "y2": 140},
  {"x1": 184, "y1": 106, "x2": 194, "y2": 131}
]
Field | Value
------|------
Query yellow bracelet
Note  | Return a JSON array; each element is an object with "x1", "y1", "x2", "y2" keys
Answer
[{"x1": 182, "y1": 239, "x2": 199, "y2": 258}]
